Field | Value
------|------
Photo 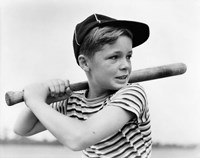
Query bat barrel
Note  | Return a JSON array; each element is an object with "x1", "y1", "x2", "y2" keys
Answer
[{"x1": 129, "y1": 63, "x2": 187, "y2": 83}]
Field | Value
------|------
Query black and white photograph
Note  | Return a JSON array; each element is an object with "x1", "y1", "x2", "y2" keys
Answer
[{"x1": 0, "y1": 0, "x2": 200, "y2": 157}]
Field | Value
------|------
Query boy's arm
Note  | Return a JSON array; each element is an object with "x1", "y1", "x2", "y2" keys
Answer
[
  {"x1": 14, "y1": 107, "x2": 46, "y2": 136},
  {"x1": 25, "y1": 98, "x2": 133, "y2": 151},
  {"x1": 22, "y1": 80, "x2": 135, "y2": 151}
]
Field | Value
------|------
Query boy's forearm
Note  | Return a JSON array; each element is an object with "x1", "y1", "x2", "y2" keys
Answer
[{"x1": 27, "y1": 100, "x2": 86, "y2": 150}]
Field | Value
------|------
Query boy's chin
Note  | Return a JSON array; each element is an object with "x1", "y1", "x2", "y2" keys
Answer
[{"x1": 110, "y1": 83, "x2": 128, "y2": 90}]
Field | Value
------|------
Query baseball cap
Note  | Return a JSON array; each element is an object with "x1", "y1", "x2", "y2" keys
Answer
[{"x1": 73, "y1": 13, "x2": 150, "y2": 64}]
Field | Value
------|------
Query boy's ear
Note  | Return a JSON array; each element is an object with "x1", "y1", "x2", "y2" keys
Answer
[{"x1": 78, "y1": 55, "x2": 90, "y2": 71}]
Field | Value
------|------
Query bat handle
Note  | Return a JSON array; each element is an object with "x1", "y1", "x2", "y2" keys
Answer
[
  {"x1": 5, "y1": 91, "x2": 24, "y2": 106},
  {"x1": 5, "y1": 81, "x2": 89, "y2": 106}
]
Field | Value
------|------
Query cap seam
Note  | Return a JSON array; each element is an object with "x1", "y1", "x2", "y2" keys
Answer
[{"x1": 94, "y1": 14, "x2": 101, "y2": 23}]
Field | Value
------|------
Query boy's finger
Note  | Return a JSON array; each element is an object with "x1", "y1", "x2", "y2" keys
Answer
[
  {"x1": 57, "y1": 80, "x2": 66, "y2": 94},
  {"x1": 53, "y1": 80, "x2": 63, "y2": 96},
  {"x1": 66, "y1": 87, "x2": 72, "y2": 96},
  {"x1": 48, "y1": 81, "x2": 56, "y2": 97},
  {"x1": 64, "y1": 80, "x2": 72, "y2": 94},
  {"x1": 64, "y1": 80, "x2": 70, "y2": 88}
]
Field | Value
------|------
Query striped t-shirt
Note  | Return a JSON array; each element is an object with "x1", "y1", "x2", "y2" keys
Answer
[{"x1": 51, "y1": 83, "x2": 152, "y2": 158}]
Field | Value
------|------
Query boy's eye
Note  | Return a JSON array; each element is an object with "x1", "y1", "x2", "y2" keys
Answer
[
  {"x1": 127, "y1": 54, "x2": 132, "y2": 59},
  {"x1": 109, "y1": 55, "x2": 118, "y2": 60}
]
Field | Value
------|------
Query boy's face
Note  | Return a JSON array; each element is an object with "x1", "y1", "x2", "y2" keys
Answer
[{"x1": 87, "y1": 35, "x2": 132, "y2": 91}]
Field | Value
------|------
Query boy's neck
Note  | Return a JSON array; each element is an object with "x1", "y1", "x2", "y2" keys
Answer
[
  {"x1": 86, "y1": 85, "x2": 114, "y2": 99},
  {"x1": 86, "y1": 89, "x2": 108, "y2": 99}
]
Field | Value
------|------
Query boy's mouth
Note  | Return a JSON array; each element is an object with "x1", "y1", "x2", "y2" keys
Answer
[{"x1": 116, "y1": 75, "x2": 128, "y2": 80}]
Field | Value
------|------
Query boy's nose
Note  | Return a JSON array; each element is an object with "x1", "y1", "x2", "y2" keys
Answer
[{"x1": 119, "y1": 59, "x2": 131, "y2": 71}]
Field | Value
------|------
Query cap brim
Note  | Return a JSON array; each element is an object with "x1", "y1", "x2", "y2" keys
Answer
[{"x1": 100, "y1": 20, "x2": 149, "y2": 48}]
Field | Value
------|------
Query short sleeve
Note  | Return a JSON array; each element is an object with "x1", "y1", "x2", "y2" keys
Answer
[{"x1": 109, "y1": 83, "x2": 147, "y2": 122}]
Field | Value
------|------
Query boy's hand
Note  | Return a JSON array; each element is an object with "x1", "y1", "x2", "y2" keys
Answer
[
  {"x1": 46, "y1": 79, "x2": 71, "y2": 98},
  {"x1": 23, "y1": 79, "x2": 71, "y2": 107}
]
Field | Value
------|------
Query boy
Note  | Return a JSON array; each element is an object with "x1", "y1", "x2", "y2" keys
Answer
[{"x1": 14, "y1": 14, "x2": 152, "y2": 158}]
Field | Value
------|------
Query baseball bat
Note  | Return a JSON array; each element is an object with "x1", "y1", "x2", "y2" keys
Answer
[{"x1": 5, "y1": 63, "x2": 187, "y2": 106}]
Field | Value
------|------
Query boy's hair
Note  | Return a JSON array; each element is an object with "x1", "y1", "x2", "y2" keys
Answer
[{"x1": 79, "y1": 26, "x2": 133, "y2": 59}]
